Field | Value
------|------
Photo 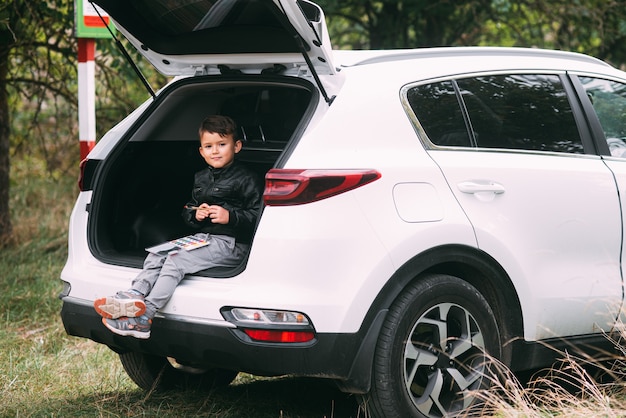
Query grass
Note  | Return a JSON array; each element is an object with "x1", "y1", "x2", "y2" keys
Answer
[
  {"x1": 475, "y1": 350, "x2": 626, "y2": 417},
  {"x1": 3, "y1": 156, "x2": 626, "y2": 417},
  {"x1": 0, "y1": 159, "x2": 363, "y2": 417}
]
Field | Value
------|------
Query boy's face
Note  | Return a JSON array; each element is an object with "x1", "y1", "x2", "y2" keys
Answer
[{"x1": 198, "y1": 131, "x2": 242, "y2": 169}]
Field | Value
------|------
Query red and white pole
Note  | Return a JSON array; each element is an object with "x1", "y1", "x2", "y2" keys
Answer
[{"x1": 77, "y1": 38, "x2": 96, "y2": 161}]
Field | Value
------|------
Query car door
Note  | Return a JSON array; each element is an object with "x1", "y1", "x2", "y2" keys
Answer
[
  {"x1": 574, "y1": 74, "x2": 626, "y2": 326},
  {"x1": 404, "y1": 73, "x2": 623, "y2": 340}
]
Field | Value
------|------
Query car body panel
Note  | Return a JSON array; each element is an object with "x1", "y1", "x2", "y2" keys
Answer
[
  {"x1": 428, "y1": 150, "x2": 623, "y2": 339},
  {"x1": 601, "y1": 157, "x2": 626, "y2": 325}
]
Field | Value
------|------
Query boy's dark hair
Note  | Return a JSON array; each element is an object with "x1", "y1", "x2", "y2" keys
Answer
[{"x1": 198, "y1": 115, "x2": 239, "y2": 141}]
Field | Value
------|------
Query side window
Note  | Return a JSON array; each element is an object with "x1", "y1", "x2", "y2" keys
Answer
[
  {"x1": 407, "y1": 74, "x2": 584, "y2": 154},
  {"x1": 457, "y1": 74, "x2": 583, "y2": 153},
  {"x1": 578, "y1": 77, "x2": 626, "y2": 157},
  {"x1": 406, "y1": 81, "x2": 471, "y2": 147}
]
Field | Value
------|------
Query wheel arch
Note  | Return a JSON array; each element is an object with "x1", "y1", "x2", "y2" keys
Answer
[{"x1": 337, "y1": 244, "x2": 523, "y2": 394}]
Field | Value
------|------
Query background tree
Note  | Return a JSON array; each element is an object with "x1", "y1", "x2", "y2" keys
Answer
[
  {"x1": 0, "y1": 0, "x2": 163, "y2": 245},
  {"x1": 0, "y1": 3, "x2": 11, "y2": 244},
  {"x1": 318, "y1": 0, "x2": 626, "y2": 67},
  {"x1": 481, "y1": 0, "x2": 626, "y2": 67},
  {"x1": 319, "y1": 0, "x2": 493, "y2": 49},
  {"x1": 0, "y1": 1, "x2": 81, "y2": 245}
]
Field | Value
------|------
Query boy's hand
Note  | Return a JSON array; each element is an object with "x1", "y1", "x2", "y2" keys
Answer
[
  {"x1": 195, "y1": 203, "x2": 210, "y2": 221},
  {"x1": 195, "y1": 204, "x2": 229, "y2": 224}
]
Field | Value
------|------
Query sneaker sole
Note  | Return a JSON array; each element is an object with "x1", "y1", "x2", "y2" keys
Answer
[
  {"x1": 101, "y1": 318, "x2": 151, "y2": 339},
  {"x1": 94, "y1": 297, "x2": 146, "y2": 319}
]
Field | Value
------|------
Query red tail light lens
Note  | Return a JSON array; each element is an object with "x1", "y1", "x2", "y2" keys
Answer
[
  {"x1": 78, "y1": 158, "x2": 88, "y2": 191},
  {"x1": 243, "y1": 329, "x2": 316, "y2": 343},
  {"x1": 77, "y1": 158, "x2": 99, "y2": 191},
  {"x1": 264, "y1": 169, "x2": 381, "y2": 206}
]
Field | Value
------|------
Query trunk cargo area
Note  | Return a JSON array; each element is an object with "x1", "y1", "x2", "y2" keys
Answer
[{"x1": 88, "y1": 77, "x2": 315, "y2": 271}]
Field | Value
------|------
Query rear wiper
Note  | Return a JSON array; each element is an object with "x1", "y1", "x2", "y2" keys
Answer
[{"x1": 91, "y1": 1, "x2": 156, "y2": 100}]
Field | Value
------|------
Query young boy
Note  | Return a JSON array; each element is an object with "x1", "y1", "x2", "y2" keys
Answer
[{"x1": 94, "y1": 115, "x2": 263, "y2": 339}]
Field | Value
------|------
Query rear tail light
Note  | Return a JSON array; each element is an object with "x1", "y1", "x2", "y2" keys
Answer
[
  {"x1": 243, "y1": 329, "x2": 315, "y2": 343},
  {"x1": 224, "y1": 307, "x2": 316, "y2": 344},
  {"x1": 264, "y1": 169, "x2": 381, "y2": 206},
  {"x1": 78, "y1": 158, "x2": 88, "y2": 191},
  {"x1": 77, "y1": 158, "x2": 99, "y2": 191},
  {"x1": 231, "y1": 308, "x2": 310, "y2": 325}
]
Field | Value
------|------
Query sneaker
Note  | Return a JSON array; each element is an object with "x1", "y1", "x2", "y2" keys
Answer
[
  {"x1": 102, "y1": 315, "x2": 151, "y2": 339},
  {"x1": 94, "y1": 290, "x2": 146, "y2": 319}
]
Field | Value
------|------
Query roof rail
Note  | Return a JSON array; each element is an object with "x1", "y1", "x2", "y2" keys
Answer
[{"x1": 344, "y1": 46, "x2": 610, "y2": 68}]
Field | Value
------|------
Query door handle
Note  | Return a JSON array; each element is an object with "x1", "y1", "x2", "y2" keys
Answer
[{"x1": 457, "y1": 181, "x2": 505, "y2": 194}]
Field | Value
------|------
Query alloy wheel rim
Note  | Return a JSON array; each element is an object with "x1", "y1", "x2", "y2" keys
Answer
[{"x1": 403, "y1": 302, "x2": 488, "y2": 417}]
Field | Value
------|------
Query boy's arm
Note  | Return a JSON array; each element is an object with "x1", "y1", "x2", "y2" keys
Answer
[
  {"x1": 182, "y1": 203, "x2": 202, "y2": 228},
  {"x1": 181, "y1": 174, "x2": 204, "y2": 228},
  {"x1": 227, "y1": 174, "x2": 263, "y2": 230},
  {"x1": 203, "y1": 205, "x2": 228, "y2": 224}
]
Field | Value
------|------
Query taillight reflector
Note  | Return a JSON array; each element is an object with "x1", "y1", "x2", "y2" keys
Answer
[
  {"x1": 78, "y1": 158, "x2": 88, "y2": 191},
  {"x1": 243, "y1": 329, "x2": 315, "y2": 343},
  {"x1": 264, "y1": 169, "x2": 381, "y2": 206}
]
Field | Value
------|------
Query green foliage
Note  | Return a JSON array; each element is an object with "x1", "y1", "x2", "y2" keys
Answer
[
  {"x1": 3, "y1": 1, "x2": 78, "y2": 178},
  {"x1": 317, "y1": 0, "x2": 493, "y2": 49},
  {"x1": 477, "y1": 0, "x2": 626, "y2": 66},
  {"x1": 317, "y1": 0, "x2": 626, "y2": 69},
  {"x1": 93, "y1": 38, "x2": 168, "y2": 137},
  {"x1": 3, "y1": 0, "x2": 167, "y2": 179}
]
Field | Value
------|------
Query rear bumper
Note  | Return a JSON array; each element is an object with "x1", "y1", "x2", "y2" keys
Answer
[{"x1": 60, "y1": 297, "x2": 375, "y2": 391}]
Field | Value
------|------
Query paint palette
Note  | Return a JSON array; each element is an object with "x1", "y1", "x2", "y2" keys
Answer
[{"x1": 145, "y1": 235, "x2": 210, "y2": 255}]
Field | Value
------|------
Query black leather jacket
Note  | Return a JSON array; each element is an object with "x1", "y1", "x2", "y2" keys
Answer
[{"x1": 182, "y1": 161, "x2": 263, "y2": 244}]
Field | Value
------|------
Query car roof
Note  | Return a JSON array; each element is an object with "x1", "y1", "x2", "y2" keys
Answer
[
  {"x1": 335, "y1": 47, "x2": 609, "y2": 67},
  {"x1": 332, "y1": 47, "x2": 621, "y2": 82}
]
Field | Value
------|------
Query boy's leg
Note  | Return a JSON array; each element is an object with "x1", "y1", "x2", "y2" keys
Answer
[
  {"x1": 94, "y1": 290, "x2": 146, "y2": 319},
  {"x1": 143, "y1": 235, "x2": 247, "y2": 318},
  {"x1": 131, "y1": 252, "x2": 169, "y2": 295},
  {"x1": 101, "y1": 315, "x2": 152, "y2": 339},
  {"x1": 101, "y1": 234, "x2": 247, "y2": 339},
  {"x1": 94, "y1": 252, "x2": 166, "y2": 319}
]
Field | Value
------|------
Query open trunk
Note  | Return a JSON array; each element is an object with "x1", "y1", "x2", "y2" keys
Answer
[{"x1": 88, "y1": 76, "x2": 316, "y2": 272}]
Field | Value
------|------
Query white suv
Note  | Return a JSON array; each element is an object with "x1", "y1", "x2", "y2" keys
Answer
[{"x1": 60, "y1": 0, "x2": 626, "y2": 416}]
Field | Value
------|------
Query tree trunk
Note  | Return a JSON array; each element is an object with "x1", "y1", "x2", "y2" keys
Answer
[{"x1": 0, "y1": 42, "x2": 12, "y2": 245}]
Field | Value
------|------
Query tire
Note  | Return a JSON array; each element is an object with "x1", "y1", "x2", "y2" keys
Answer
[
  {"x1": 366, "y1": 274, "x2": 502, "y2": 417},
  {"x1": 119, "y1": 352, "x2": 238, "y2": 392}
]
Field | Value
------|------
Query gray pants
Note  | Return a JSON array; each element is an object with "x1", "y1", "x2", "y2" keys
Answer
[{"x1": 131, "y1": 233, "x2": 248, "y2": 318}]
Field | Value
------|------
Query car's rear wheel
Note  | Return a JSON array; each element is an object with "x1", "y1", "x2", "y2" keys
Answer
[
  {"x1": 119, "y1": 351, "x2": 238, "y2": 391},
  {"x1": 366, "y1": 274, "x2": 501, "y2": 417}
]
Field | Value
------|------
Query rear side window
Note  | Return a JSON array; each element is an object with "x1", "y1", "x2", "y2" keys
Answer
[
  {"x1": 407, "y1": 74, "x2": 584, "y2": 154},
  {"x1": 578, "y1": 77, "x2": 626, "y2": 157},
  {"x1": 406, "y1": 81, "x2": 472, "y2": 147}
]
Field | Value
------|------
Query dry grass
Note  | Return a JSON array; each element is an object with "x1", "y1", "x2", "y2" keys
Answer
[{"x1": 470, "y1": 334, "x2": 626, "y2": 417}]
